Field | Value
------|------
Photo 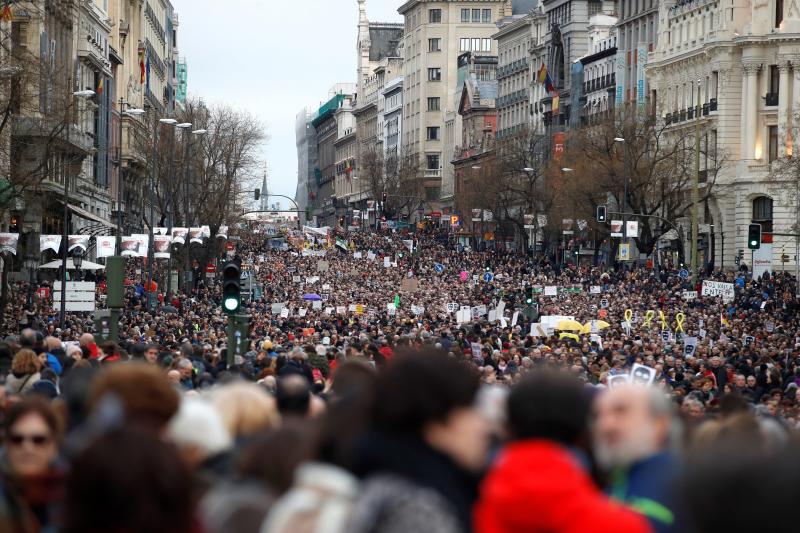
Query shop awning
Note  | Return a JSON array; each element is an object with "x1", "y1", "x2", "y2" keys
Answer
[{"x1": 67, "y1": 204, "x2": 116, "y2": 229}]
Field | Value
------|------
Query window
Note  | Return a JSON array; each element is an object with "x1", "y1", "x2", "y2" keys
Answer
[
  {"x1": 768, "y1": 125, "x2": 778, "y2": 163},
  {"x1": 482, "y1": 9, "x2": 492, "y2": 22},
  {"x1": 461, "y1": 8, "x2": 470, "y2": 22},
  {"x1": 472, "y1": 9, "x2": 481, "y2": 22},
  {"x1": 769, "y1": 64, "x2": 779, "y2": 97},
  {"x1": 753, "y1": 196, "x2": 774, "y2": 232},
  {"x1": 428, "y1": 68, "x2": 441, "y2": 81},
  {"x1": 429, "y1": 9, "x2": 441, "y2": 23},
  {"x1": 426, "y1": 187, "x2": 440, "y2": 201},
  {"x1": 460, "y1": 38, "x2": 470, "y2": 51},
  {"x1": 589, "y1": 0, "x2": 602, "y2": 16},
  {"x1": 428, "y1": 38, "x2": 441, "y2": 52},
  {"x1": 472, "y1": 38, "x2": 480, "y2": 52},
  {"x1": 427, "y1": 154, "x2": 440, "y2": 170},
  {"x1": 427, "y1": 126, "x2": 440, "y2": 140},
  {"x1": 427, "y1": 97, "x2": 440, "y2": 111},
  {"x1": 482, "y1": 38, "x2": 492, "y2": 52},
  {"x1": 776, "y1": 0, "x2": 784, "y2": 28}
]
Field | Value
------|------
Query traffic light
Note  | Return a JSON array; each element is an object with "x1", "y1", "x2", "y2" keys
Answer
[
  {"x1": 254, "y1": 188, "x2": 260, "y2": 201},
  {"x1": 747, "y1": 224, "x2": 761, "y2": 250},
  {"x1": 382, "y1": 192, "x2": 387, "y2": 204},
  {"x1": 525, "y1": 287, "x2": 533, "y2": 305},
  {"x1": 221, "y1": 262, "x2": 241, "y2": 314},
  {"x1": 596, "y1": 205, "x2": 607, "y2": 223}
]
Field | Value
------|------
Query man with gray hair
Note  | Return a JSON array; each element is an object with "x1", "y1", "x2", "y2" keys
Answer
[{"x1": 593, "y1": 385, "x2": 682, "y2": 533}]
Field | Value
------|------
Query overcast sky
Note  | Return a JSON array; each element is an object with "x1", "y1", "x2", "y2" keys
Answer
[{"x1": 173, "y1": 0, "x2": 403, "y2": 208}]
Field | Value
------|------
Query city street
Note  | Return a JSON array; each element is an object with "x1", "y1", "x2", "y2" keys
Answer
[{"x1": 1, "y1": 0, "x2": 800, "y2": 532}]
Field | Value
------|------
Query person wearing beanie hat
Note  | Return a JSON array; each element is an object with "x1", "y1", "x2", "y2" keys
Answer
[{"x1": 28, "y1": 379, "x2": 58, "y2": 400}]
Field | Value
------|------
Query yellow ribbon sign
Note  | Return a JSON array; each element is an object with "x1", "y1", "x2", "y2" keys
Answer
[
  {"x1": 624, "y1": 309, "x2": 633, "y2": 324},
  {"x1": 659, "y1": 311, "x2": 668, "y2": 331},
  {"x1": 675, "y1": 312, "x2": 686, "y2": 333},
  {"x1": 643, "y1": 310, "x2": 655, "y2": 329}
]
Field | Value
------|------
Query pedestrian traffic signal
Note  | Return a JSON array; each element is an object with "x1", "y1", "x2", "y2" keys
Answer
[
  {"x1": 221, "y1": 262, "x2": 241, "y2": 314},
  {"x1": 382, "y1": 192, "x2": 388, "y2": 204},
  {"x1": 525, "y1": 287, "x2": 533, "y2": 305},
  {"x1": 596, "y1": 205, "x2": 607, "y2": 223},
  {"x1": 747, "y1": 224, "x2": 761, "y2": 250},
  {"x1": 254, "y1": 188, "x2": 260, "y2": 201}
]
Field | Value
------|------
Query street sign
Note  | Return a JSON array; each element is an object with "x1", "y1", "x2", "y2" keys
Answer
[
  {"x1": 434, "y1": 263, "x2": 444, "y2": 273},
  {"x1": 679, "y1": 269, "x2": 689, "y2": 280},
  {"x1": 483, "y1": 272, "x2": 494, "y2": 283},
  {"x1": 53, "y1": 281, "x2": 96, "y2": 312}
]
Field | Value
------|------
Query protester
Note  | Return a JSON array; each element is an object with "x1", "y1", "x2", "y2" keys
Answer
[
  {"x1": 593, "y1": 385, "x2": 682, "y2": 533},
  {"x1": 474, "y1": 372, "x2": 650, "y2": 533}
]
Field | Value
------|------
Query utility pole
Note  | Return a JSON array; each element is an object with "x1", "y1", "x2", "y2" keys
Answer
[{"x1": 691, "y1": 78, "x2": 701, "y2": 285}]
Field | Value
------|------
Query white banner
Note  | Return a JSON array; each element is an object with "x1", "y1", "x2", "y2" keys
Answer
[
  {"x1": 626, "y1": 220, "x2": 639, "y2": 238},
  {"x1": 67, "y1": 235, "x2": 89, "y2": 253},
  {"x1": 0, "y1": 233, "x2": 19, "y2": 255},
  {"x1": 40, "y1": 235, "x2": 61, "y2": 254},
  {"x1": 752, "y1": 243, "x2": 773, "y2": 279},
  {"x1": 701, "y1": 281, "x2": 735, "y2": 301},
  {"x1": 154, "y1": 235, "x2": 171, "y2": 259},
  {"x1": 216, "y1": 225, "x2": 229, "y2": 239},
  {"x1": 95, "y1": 236, "x2": 116, "y2": 258},
  {"x1": 188, "y1": 227, "x2": 204, "y2": 244},
  {"x1": 610, "y1": 220, "x2": 623, "y2": 237},
  {"x1": 121, "y1": 236, "x2": 144, "y2": 257},
  {"x1": 172, "y1": 228, "x2": 188, "y2": 245}
]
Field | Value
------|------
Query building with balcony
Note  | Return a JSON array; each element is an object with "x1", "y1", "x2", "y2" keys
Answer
[
  {"x1": 616, "y1": 0, "x2": 658, "y2": 106},
  {"x1": 494, "y1": 12, "x2": 533, "y2": 140},
  {"x1": 647, "y1": 0, "x2": 800, "y2": 273},
  {"x1": 579, "y1": 14, "x2": 618, "y2": 124},
  {"x1": 397, "y1": 0, "x2": 513, "y2": 211},
  {"x1": 310, "y1": 86, "x2": 356, "y2": 227},
  {"x1": 295, "y1": 107, "x2": 318, "y2": 225}
]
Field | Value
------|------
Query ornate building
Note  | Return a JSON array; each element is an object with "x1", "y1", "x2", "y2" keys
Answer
[{"x1": 648, "y1": 0, "x2": 800, "y2": 273}]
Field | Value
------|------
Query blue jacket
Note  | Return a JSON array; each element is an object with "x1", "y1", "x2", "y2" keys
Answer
[
  {"x1": 608, "y1": 452, "x2": 683, "y2": 533},
  {"x1": 45, "y1": 353, "x2": 62, "y2": 376}
]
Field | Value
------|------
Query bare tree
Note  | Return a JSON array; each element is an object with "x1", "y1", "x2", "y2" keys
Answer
[{"x1": 557, "y1": 105, "x2": 726, "y2": 257}]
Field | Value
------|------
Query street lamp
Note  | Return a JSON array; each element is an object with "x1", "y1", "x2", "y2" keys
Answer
[
  {"x1": 159, "y1": 118, "x2": 178, "y2": 125},
  {"x1": 522, "y1": 167, "x2": 534, "y2": 172},
  {"x1": 116, "y1": 100, "x2": 148, "y2": 253},
  {"x1": 60, "y1": 89, "x2": 95, "y2": 329},
  {"x1": 614, "y1": 137, "x2": 625, "y2": 143},
  {"x1": 72, "y1": 248, "x2": 83, "y2": 281},
  {"x1": 561, "y1": 167, "x2": 574, "y2": 172},
  {"x1": 192, "y1": 129, "x2": 207, "y2": 135}
]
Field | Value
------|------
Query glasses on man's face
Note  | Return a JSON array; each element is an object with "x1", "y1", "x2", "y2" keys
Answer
[{"x1": 8, "y1": 433, "x2": 51, "y2": 447}]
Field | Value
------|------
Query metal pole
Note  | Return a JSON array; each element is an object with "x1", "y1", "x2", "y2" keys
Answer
[
  {"x1": 166, "y1": 127, "x2": 176, "y2": 299},
  {"x1": 691, "y1": 78, "x2": 701, "y2": 284},
  {"x1": 59, "y1": 105, "x2": 72, "y2": 329},
  {"x1": 183, "y1": 130, "x2": 191, "y2": 294},
  {"x1": 721, "y1": 230, "x2": 725, "y2": 272},
  {"x1": 146, "y1": 115, "x2": 158, "y2": 310},
  {"x1": 117, "y1": 98, "x2": 125, "y2": 253}
]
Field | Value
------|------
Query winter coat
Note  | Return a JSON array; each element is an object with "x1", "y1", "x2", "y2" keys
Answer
[
  {"x1": 261, "y1": 462, "x2": 358, "y2": 533},
  {"x1": 5, "y1": 373, "x2": 41, "y2": 395},
  {"x1": 350, "y1": 433, "x2": 479, "y2": 533},
  {"x1": 474, "y1": 440, "x2": 651, "y2": 533}
]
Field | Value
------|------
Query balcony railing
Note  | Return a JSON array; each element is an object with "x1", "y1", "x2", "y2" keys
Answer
[
  {"x1": 765, "y1": 92, "x2": 778, "y2": 106},
  {"x1": 424, "y1": 169, "x2": 442, "y2": 178}
]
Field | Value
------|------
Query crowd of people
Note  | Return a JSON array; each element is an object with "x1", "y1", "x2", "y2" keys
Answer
[{"x1": 0, "y1": 224, "x2": 798, "y2": 532}]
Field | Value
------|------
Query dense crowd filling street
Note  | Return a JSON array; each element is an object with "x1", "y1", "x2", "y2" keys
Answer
[{"x1": 0, "y1": 224, "x2": 798, "y2": 533}]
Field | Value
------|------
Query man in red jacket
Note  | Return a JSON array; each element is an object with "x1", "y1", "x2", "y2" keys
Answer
[{"x1": 474, "y1": 372, "x2": 651, "y2": 533}]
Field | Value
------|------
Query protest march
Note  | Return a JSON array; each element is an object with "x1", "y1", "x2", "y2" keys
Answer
[{"x1": 0, "y1": 223, "x2": 797, "y2": 533}]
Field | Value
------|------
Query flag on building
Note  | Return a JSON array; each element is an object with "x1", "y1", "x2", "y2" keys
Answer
[
  {"x1": 145, "y1": 49, "x2": 151, "y2": 90},
  {"x1": 544, "y1": 72, "x2": 555, "y2": 94},
  {"x1": 138, "y1": 48, "x2": 146, "y2": 84},
  {"x1": 0, "y1": 0, "x2": 12, "y2": 22},
  {"x1": 537, "y1": 63, "x2": 547, "y2": 84},
  {"x1": 97, "y1": 77, "x2": 104, "y2": 96},
  {"x1": 552, "y1": 94, "x2": 560, "y2": 113}
]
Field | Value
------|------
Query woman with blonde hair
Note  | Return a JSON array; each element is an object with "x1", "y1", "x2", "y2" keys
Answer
[
  {"x1": 6, "y1": 349, "x2": 42, "y2": 395},
  {"x1": 211, "y1": 382, "x2": 280, "y2": 441}
]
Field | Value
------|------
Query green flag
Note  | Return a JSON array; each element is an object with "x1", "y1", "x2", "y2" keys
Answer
[{"x1": 394, "y1": 294, "x2": 400, "y2": 307}]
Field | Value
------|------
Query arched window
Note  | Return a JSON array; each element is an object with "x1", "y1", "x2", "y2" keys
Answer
[{"x1": 752, "y1": 196, "x2": 773, "y2": 233}]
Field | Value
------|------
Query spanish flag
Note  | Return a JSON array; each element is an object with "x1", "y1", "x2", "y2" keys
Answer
[
  {"x1": 138, "y1": 48, "x2": 146, "y2": 84},
  {"x1": 97, "y1": 78, "x2": 104, "y2": 96},
  {"x1": 720, "y1": 312, "x2": 729, "y2": 326},
  {"x1": 552, "y1": 94, "x2": 560, "y2": 113},
  {"x1": 544, "y1": 72, "x2": 555, "y2": 94},
  {"x1": 1, "y1": 0, "x2": 12, "y2": 22},
  {"x1": 537, "y1": 63, "x2": 547, "y2": 84}
]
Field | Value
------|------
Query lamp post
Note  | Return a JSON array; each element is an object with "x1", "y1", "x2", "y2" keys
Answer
[
  {"x1": 115, "y1": 99, "x2": 145, "y2": 254},
  {"x1": 560, "y1": 167, "x2": 574, "y2": 267},
  {"x1": 59, "y1": 89, "x2": 96, "y2": 330},
  {"x1": 145, "y1": 111, "x2": 161, "y2": 310},
  {"x1": 691, "y1": 78, "x2": 702, "y2": 284},
  {"x1": 24, "y1": 231, "x2": 39, "y2": 327},
  {"x1": 176, "y1": 122, "x2": 192, "y2": 294},
  {"x1": 160, "y1": 118, "x2": 178, "y2": 300},
  {"x1": 72, "y1": 248, "x2": 83, "y2": 282}
]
